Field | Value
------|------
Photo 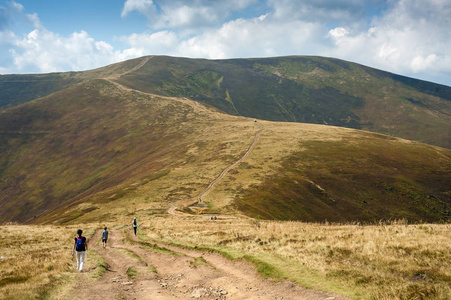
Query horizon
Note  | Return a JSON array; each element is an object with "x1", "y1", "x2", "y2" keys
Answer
[{"x1": 0, "y1": 0, "x2": 450, "y2": 87}]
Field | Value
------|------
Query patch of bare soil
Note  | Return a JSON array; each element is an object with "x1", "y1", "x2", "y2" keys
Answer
[{"x1": 74, "y1": 229, "x2": 347, "y2": 300}]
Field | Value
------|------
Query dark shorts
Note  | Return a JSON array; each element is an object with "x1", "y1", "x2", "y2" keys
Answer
[{"x1": 102, "y1": 238, "x2": 108, "y2": 242}]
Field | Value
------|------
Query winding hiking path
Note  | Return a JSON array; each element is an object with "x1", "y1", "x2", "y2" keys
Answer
[
  {"x1": 121, "y1": 56, "x2": 153, "y2": 77},
  {"x1": 199, "y1": 122, "x2": 264, "y2": 200},
  {"x1": 71, "y1": 58, "x2": 348, "y2": 300},
  {"x1": 168, "y1": 122, "x2": 264, "y2": 216},
  {"x1": 74, "y1": 229, "x2": 347, "y2": 300},
  {"x1": 100, "y1": 56, "x2": 265, "y2": 217}
]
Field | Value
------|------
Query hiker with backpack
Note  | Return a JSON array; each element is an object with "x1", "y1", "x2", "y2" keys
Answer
[
  {"x1": 102, "y1": 227, "x2": 109, "y2": 248},
  {"x1": 133, "y1": 217, "x2": 138, "y2": 236},
  {"x1": 72, "y1": 229, "x2": 88, "y2": 272}
]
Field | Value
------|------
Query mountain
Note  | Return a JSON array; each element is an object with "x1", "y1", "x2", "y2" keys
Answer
[
  {"x1": 0, "y1": 70, "x2": 449, "y2": 224},
  {"x1": 0, "y1": 57, "x2": 145, "y2": 109},
  {"x1": 1, "y1": 56, "x2": 450, "y2": 149}
]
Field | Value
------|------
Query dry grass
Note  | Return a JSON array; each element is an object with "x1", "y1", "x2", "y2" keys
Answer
[
  {"x1": 0, "y1": 224, "x2": 101, "y2": 299},
  {"x1": 56, "y1": 120, "x2": 365, "y2": 224},
  {"x1": 0, "y1": 220, "x2": 449, "y2": 299},
  {"x1": 140, "y1": 217, "x2": 451, "y2": 300}
]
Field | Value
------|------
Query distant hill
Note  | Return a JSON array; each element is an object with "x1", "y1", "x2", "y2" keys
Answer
[
  {"x1": 0, "y1": 57, "x2": 144, "y2": 109},
  {"x1": 0, "y1": 77, "x2": 449, "y2": 224},
  {"x1": 1, "y1": 56, "x2": 450, "y2": 149}
]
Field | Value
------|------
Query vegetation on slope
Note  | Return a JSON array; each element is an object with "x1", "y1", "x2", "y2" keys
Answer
[
  {"x1": 0, "y1": 78, "x2": 259, "y2": 223},
  {"x1": 235, "y1": 131, "x2": 451, "y2": 223},
  {"x1": 116, "y1": 56, "x2": 451, "y2": 148},
  {"x1": 0, "y1": 72, "x2": 449, "y2": 224},
  {"x1": 0, "y1": 57, "x2": 147, "y2": 109},
  {"x1": 1, "y1": 55, "x2": 449, "y2": 148},
  {"x1": 0, "y1": 78, "x2": 193, "y2": 222}
]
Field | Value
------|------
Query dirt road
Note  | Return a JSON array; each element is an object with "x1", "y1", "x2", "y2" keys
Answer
[{"x1": 74, "y1": 229, "x2": 347, "y2": 300}]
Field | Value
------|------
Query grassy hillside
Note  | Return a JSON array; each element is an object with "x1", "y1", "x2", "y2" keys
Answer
[
  {"x1": 0, "y1": 57, "x2": 147, "y2": 109},
  {"x1": 235, "y1": 129, "x2": 450, "y2": 223},
  {"x1": 0, "y1": 78, "x2": 259, "y2": 223},
  {"x1": 1, "y1": 76, "x2": 449, "y2": 224},
  {"x1": 115, "y1": 56, "x2": 451, "y2": 149},
  {"x1": 1, "y1": 56, "x2": 450, "y2": 300},
  {"x1": 1, "y1": 55, "x2": 450, "y2": 149}
]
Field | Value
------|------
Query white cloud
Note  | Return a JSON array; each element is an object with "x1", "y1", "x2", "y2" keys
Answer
[
  {"x1": 121, "y1": 0, "x2": 156, "y2": 18},
  {"x1": 328, "y1": 27, "x2": 349, "y2": 39},
  {"x1": 174, "y1": 15, "x2": 324, "y2": 59},
  {"x1": 10, "y1": 1, "x2": 24, "y2": 12},
  {"x1": 411, "y1": 54, "x2": 437, "y2": 73},
  {"x1": 26, "y1": 12, "x2": 42, "y2": 29},
  {"x1": 124, "y1": 0, "x2": 258, "y2": 31},
  {"x1": 154, "y1": 5, "x2": 218, "y2": 29},
  {"x1": 9, "y1": 28, "x2": 124, "y2": 73},
  {"x1": 120, "y1": 30, "x2": 178, "y2": 55},
  {"x1": 324, "y1": 0, "x2": 451, "y2": 84}
]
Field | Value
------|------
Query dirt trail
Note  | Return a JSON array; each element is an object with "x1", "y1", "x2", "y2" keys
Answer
[
  {"x1": 169, "y1": 121, "x2": 265, "y2": 216},
  {"x1": 121, "y1": 56, "x2": 152, "y2": 77},
  {"x1": 198, "y1": 122, "x2": 264, "y2": 200},
  {"x1": 72, "y1": 59, "x2": 346, "y2": 299},
  {"x1": 73, "y1": 229, "x2": 346, "y2": 300},
  {"x1": 101, "y1": 57, "x2": 265, "y2": 217}
]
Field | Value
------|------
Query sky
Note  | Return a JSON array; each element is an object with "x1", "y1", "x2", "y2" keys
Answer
[{"x1": 0, "y1": 0, "x2": 450, "y2": 86}]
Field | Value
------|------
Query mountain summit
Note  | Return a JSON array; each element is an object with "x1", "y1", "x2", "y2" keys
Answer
[{"x1": 0, "y1": 56, "x2": 450, "y2": 224}]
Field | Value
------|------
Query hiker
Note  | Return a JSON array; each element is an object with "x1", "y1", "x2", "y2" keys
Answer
[
  {"x1": 72, "y1": 229, "x2": 88, "y2": 272},
  {"x1": 102, "y1": 227, "x2": 109, "y2": 248},
  {"x1": 133, "y1": 217, "x2": 138, "y2": 236}
]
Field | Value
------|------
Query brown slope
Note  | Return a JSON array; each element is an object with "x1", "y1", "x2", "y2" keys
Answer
[
  {"x1": 0, "y1": 78, "x2": 206, "y2": 222},
  {"x1": 2, "y1": 55, "x2": 450, "y2": 149},
  {"x1": 233, "y1": 125, "x2": 451, "y2": 223},
  {"x1": 0, "y1": 77, "x2": 450, "y2": 224},
  {"x1": 0, "y1": 78, "x2": 260, "y2": 223}
]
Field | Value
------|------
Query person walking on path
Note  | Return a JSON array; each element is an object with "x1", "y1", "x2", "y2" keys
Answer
[
  {"x1": 133, "y1": 217, "x2": 138, "y2": 236},
  {"x1": 102, "y1": 227, "x2": 109, "y2": 248},
  {"x1": 72, "y1": 229, "x2": 88, "y2": 272}
]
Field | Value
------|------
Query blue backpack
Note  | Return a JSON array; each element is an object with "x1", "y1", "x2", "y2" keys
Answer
[{"x1": 75, "y1": 237, "x2": 85, "y2": 251}]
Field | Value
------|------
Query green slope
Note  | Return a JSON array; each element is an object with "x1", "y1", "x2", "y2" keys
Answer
[
  {"x1": 1, "y1": 55, "x2": 450, "y2": 148},
  {"x1": 115, "y1": 56, "x2": 451, "y2": 148}
]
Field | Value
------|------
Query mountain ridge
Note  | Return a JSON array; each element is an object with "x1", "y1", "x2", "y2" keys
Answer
[
  {"x1": 1, "y1": 55, "x2": 450, "y2": 148},
  {"x1": 0, "y1": 56, "x2": 450, "y2": 224}
]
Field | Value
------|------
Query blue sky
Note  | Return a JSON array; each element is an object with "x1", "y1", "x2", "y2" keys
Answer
[{"x1": 0, "y1": 0, "x2": 450, "y2": 86}]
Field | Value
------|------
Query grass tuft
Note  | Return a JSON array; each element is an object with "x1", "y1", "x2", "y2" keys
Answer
[{"x1": 126, "y1": 267, "x2": 139, "y2": 280}]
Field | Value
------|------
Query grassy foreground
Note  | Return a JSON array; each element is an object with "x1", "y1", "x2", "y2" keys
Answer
[
  {"x1": 143, "y1": 217, "x2": 450, "y2": 300},
  {"x1": 0, "y1": 225, "x2": 104, "y2": 300},
  {"x1": 0, "y1": 220, "x2": 449, "y2": 299}
]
